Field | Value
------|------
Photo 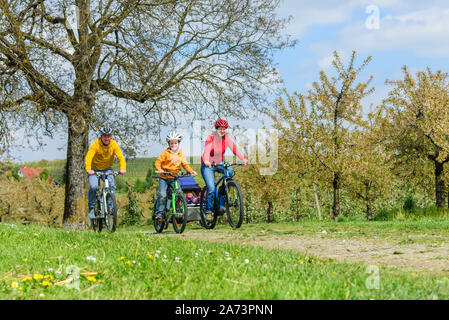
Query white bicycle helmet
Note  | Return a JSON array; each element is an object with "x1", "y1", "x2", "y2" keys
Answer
[
  {"x1": 99, "y1": 126, "x2": 113, "y2": 135},
  {"x1": 166, "y1": 130, "x2": 183, "y2": 143}
]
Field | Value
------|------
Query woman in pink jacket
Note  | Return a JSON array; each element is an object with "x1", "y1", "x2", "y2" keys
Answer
[{"x1": 201, "y1": 119, "x2": 248, "y2": 220}]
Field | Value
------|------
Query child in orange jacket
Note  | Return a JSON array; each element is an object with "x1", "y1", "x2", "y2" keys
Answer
[{"x1": 154, "y1": 131, "x2": 197, "y2": 219}]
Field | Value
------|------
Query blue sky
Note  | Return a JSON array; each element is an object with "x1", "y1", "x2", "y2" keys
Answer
[{"x1": 8, "y1": 0, "x2": 449, "y2": 162}]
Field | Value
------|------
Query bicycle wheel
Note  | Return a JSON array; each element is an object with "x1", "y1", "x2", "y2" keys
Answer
[
  {"x1": 172, "y1": 192, "x2": 187, "y2": 234},
  {"x1": 153, "y1": 204, "x2": 166, "y2": 233},
  {"x1": 199, "y1": 187, "x2": 217, "y2": 229},
  {"x1": 225, "y1": 180, "x2": 244, "y2": 228},
  {"x1": 91, "y1": 199, "x2": 103, "y2": 232},
  {"x1": 104, "y1": 192, "x2": 117, "y2": 233}
]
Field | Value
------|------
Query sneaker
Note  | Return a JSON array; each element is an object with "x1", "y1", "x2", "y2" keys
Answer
[
  {"x1": 205, "y1": 211, "x2": 214, "y2": 221},
  {"x1": 88, "y1": 209, "x2": 96, "y2": 219},
  {"x1": 154, "y1": 212, "x2": 163, "y2": 220}
]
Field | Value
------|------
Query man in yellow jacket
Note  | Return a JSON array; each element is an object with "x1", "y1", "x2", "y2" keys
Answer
[
  {"x1": 85, "y1": 127, "x2": 126, "y2": 219},
  {"x1": 154, "y1": 130, "x2": 197, "y2": 219}
]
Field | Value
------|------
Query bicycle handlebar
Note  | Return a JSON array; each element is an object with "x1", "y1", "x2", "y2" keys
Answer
[
  {"x1": 153, "y1": 171, "x2": 193, "y2": 179},
  {"x1": 211, "y1": 161, "x2": 244, "y2": 168},
  {"x1": 94, "y1": 171, "x2": 121, "y2": 177}
]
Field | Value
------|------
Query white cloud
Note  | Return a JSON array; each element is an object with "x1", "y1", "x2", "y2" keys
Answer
[{"x1": 340, "y1": 7, "x2": 449, "y2": 58}]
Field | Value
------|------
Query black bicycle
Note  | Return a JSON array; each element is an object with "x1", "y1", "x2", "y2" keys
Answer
[
  {"x1": 152, "y1": 171, "x2": 190, "y2": 234},
  {"x1": 91, "y1": 171, "x2": 120, "y2": 233},
  {"x1": 199, "y1": 162, "x2": 244, "y2": 229}
]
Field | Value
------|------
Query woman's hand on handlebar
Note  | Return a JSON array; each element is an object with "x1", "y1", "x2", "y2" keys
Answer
[
  {"x1": 204, "y1": 161, "x2": 212, "y2": 168},
  {"x1": 119, "y1": 169, "x2": 126, "y2": 175},
  {"x1": 87, "y1": 170, "x2": 95, "y2": 175}
]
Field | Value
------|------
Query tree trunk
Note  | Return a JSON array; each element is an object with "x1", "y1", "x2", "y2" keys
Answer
[
  {"x1": 267, "y1": 201, "x2": 274, "y2": 223},
  {"x1": 332, "y1": 172, "x2": 340, "y2": 219},
  {"x1": 434, "y1": 160, "x2": 445, "y2": 208},
  {"x1": 295, "y1": 187, "x2": 301, "y2": 221},
  {"x1": 63, "y1": 114, "x2": 89, "y2": 228},
  {"x1": 313, "y1": 184, "x2": 322, "y2": 220},
  {"x1": 366, "y1": 201, "x2": 373, "y2": 221}
]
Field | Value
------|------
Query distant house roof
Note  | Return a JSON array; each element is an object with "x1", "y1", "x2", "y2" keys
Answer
[{"x1": 18, "y1": 167, "x2": 43, "y2": 180}]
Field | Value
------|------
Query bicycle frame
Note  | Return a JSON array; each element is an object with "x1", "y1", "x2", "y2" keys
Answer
[
  {"x1": 212, "y1": 164, "x2": 236, "y2": 208},
  {"x1": 95, "y1": 172, "x2": 118, "y2": 218},
  {"x1": 155, "y1": 172, "x2": 189, "y2": 219},
  {"x1": 166, "y1": 179, "x2": 182, "y2": 218}
]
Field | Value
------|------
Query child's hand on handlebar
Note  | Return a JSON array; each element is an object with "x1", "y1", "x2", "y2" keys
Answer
[
  {"x1": 156, "y1": 169, "x2": 164, "y2": 174},
  {"x1": 190, "y1": 171, "x2": 198, "y2": 176}
]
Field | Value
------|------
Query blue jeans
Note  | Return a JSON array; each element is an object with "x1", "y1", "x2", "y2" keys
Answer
[
  {"x1": 155, "y1": 178, "x2": 175, "y2": 215},
  {"x1": 88, "y1": 168, "x2": 115, "y2": 210},
  {"x1": 201, "y1": 163, "x2": 233, "y2": 212}
]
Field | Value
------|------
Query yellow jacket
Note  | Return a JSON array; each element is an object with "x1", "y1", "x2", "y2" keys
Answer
[
  {"x1": 85, "y1": 138, "x2": 126, "y2": 171},
  {"x1": 155, "y1": 148, "x2": 193, "y2": 179}
]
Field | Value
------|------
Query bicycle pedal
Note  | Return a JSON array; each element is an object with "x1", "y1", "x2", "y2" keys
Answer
[{"x1": 216, "y1": 207, "x2": 226, "y2": 216}]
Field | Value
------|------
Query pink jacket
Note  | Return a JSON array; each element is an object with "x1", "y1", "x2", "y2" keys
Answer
[{"x1": 201, "y1": 132, "x2": 246, "y2": 164}]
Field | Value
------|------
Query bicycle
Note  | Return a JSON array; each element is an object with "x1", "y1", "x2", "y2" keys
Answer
[
  {"x1": 199, "y1": 161, "x2": 244, "y2": 229},
  {"x1": 152, "y1": 171, "x2": 190, "y2": 234},
  {"x1": 90, "y1": 171, "x2": 120, "y2": 233}
]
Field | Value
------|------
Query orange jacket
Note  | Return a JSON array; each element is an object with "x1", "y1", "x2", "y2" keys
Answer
[{"x1": 155, "y1": 148, "x2": 193, "y2": 179}]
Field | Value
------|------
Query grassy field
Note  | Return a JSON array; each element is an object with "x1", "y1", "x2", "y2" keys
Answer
[{"x1": 1, "y1": 222, "x2": 449, "y2": 300}]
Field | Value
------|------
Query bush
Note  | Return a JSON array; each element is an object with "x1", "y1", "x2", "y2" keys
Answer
[
  {"x1": 134, "y1": 179, "x2": 146, "y2": 193},
  {"x1": 0, "y1": 174, "x2": 64, "y2": 225},
  {"x1": 39, "y1": 169, "x2": 50, "y2": 180},
  {"x1": 119, "y1": 183, "x2": 143, "y2": 226},
  {"x1": 403, "y1": 195, "x2": 417, "y2": 212}
]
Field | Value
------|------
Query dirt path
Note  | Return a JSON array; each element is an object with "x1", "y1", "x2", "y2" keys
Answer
[{"x1": 168, "y1": 229, "x2": 449, "y2": 274}]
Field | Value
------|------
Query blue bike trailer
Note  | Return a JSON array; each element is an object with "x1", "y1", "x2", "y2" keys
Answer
[
  {"x1": 178, "y1": 176, "x2": 202, "y2": 222},
  {"x1": 178, "y1": 176, "x2": 202, "y2": 193}
]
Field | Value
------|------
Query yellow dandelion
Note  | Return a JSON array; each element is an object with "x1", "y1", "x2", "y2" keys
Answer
[
  {"x1": 209, "y1": 250, "x2": 214, "y2": 254},
  {"x1": 125, "y1": 260, "x2": 131, "y2": 265},
  {"x1": 332, "y1": 272, "x2": 337, "y2": 275},
  {"x1": 118, "y1": 256, "x2": 125, "y2": 261},
  {"x1": 86, "y1": 276, "x2": 97, "y2": 282},
  {"x1": 167, "y1": 277, "x2": 171, "y2": 281},
  {"x1": 23, "y1": 259, "x2": 28, "y2": 262},
  {"x1": 148, "y1": 253, "x2": 154, "y2": 259},
  {"x1": 22, "y1": 277, "x2": 33, "y2": 282},
  {"x1": 297, "y1": 259, "x2": 303, "y2": 264},
  {"x1": 42, "y1": 280, "x2": 52, "y2": 287},
  {"x1": 98, "y1": 279, "x2": 104, "y2": 283},
  {"x1": 44, "y1": 275, "x2": 54, "y2": 281},
  {"x1": 33, "y1": 274, "x2": 44, "y2": 280},
  {"x1": 11, "y1": 281, "x2": 19, "y2": 288},
  {"x1": 4, "y1": 276, "x2": 10, "y2": 280},
  {"x1": 155, "y1": 275, "x2": 160, "y2": 279},
  {"x1": 84, "y1": 265, "x2": 89, "y2": 270}
]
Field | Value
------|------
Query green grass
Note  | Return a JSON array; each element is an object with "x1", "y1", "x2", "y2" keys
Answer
[{"x1": 1, "y1": 222, "x2": 449, "y2": 300}]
